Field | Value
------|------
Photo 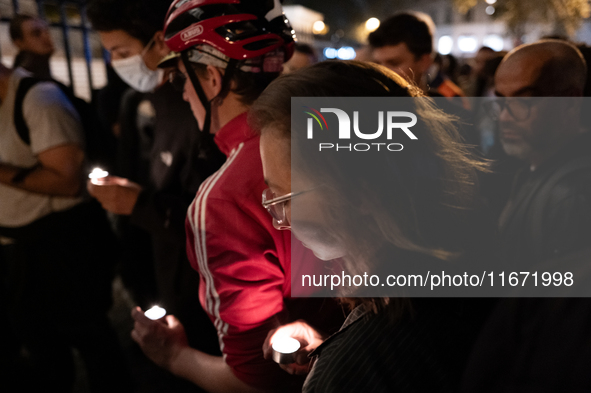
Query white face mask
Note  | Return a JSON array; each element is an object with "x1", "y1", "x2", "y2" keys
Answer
[{"x1": 111, "y1": 37, "x2": 164, "y2": 93}]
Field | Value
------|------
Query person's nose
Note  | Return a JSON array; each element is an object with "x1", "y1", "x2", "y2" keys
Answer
[{"x1": 499, "y1": 102, "x2": 512, "y2": 122}]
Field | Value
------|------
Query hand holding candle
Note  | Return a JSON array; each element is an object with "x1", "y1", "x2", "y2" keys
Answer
[
  {"x1": 87, "y1": 174, "x2": 142, "y2": 215},
  {"x1": 131, "y1": 306, "x2": 189, "y2": 370},
  {"x1": 88, "y1": 167, "x2": 109, "y2": 185},
  {"x1": 263, "y1": 320, "x2": 326, "y2": 375},
  {"x1": 271, "y1": 336, "x2": 301, "y2": 364},
  {"x1": 144, "y1": 305, "x2": 167, "y2": 321}
]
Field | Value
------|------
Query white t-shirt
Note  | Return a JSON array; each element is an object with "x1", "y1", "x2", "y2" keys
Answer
[{"x1": 0, "y1": 68, "x2": 84, "y2": 227}]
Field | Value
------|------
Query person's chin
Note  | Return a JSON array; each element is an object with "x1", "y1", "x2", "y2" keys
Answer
[
  {"x1": 311, "y1": 250, "x2": 336, "y2": 261},
  {"x1": 308, "y1": 245, "x2": 345, "y2": 261},
  {"x1": 501, "y1": 139, "x2": 531, "y2": 161}
]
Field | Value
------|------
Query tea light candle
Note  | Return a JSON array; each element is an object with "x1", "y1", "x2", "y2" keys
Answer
[
  {"x1": 88, "y1": 167, "x2": 109, "y2": 185},
  {"x1": 144, "y1": 306, "x2": 167, "y2": 321},
  {"x1": 271, "y1": 336, "x2": 301, "y2": 364}
]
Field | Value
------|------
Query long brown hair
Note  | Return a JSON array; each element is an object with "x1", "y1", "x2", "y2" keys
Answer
[{"x1": 249, "y1": 61, "x2": 487, "y2": 315}]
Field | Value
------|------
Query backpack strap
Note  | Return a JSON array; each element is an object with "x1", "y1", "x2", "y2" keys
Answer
[{"x1": 13, "y1": 77, "x2": 42, "y2": 146}]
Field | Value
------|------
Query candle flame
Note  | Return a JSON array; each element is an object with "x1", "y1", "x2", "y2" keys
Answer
[
  {"x1": 272, "y1": 336, "x2": 300, "y2": 354},
  {"x1": 88, "y1": 168, "x2": 109, "y2": 180},
  {"x1": 144, "y1": 306, "x2": 167, "y2": 320}
]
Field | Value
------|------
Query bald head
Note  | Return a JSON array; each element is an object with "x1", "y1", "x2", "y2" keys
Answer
[
  {"x1": 495, "y1": 40, "x2": 587, "y2": 168},
  {"x1": 496, "y1": 40, "x2": 587, "y2": 97}
]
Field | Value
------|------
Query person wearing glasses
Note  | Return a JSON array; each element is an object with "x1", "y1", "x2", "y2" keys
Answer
[
  {"x1": 491, "y1": 40, "x2": 591, "y2": 266},
  {"x1": 462, "y1": 40, "x2": 591, "y2": 392},
  {"x1": 251, "y1": 60, "x2": 494, "y2": 392}
]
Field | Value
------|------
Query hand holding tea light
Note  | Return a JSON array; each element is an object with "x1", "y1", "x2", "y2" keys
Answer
[
  {"x1": 88, "y1": 167, "x2": 109, "y2": 185},
  {"x1": 87, "y1": 172, "x2": 142, "y2": 215},
  {"x1": 144, "y1": 305, "x2": 167, "y2": 321},
  {"x1": 271, "y1": 336, "x2": 301, "y2": 364},
  {"x1": 263, "y1": 320, "x2": 326, "y2": 375},
  {"x1": 130, "y1": 306, "x2": 189, "y2": 371}
]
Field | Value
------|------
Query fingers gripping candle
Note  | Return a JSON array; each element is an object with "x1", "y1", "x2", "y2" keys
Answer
[{"x1": 271, "y1": 336, "x2": 301, "y2": 364}]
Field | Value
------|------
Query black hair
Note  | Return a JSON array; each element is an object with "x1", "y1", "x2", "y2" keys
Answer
[
  {"x1": 477, "y1": 46, "x2": 495, "y2": 54},
  {"x1": 9, "y1": 14, "x2": 35, "y2": 42},
  {"x1": 368, "y1": 13, "x2": 432, "y2": 58},
  {"x1": 87, "y1": 0, "x2": 172, "y2": 45},
  {"x1": 189, "y1": 62, "x2": 279, "y2": 106}
]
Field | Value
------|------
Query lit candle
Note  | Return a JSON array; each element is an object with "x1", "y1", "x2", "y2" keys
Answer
[
  {"x1": 271, "y1": 336, "x2": 301, "y2": 364},
  {"x1": 144, "y1": 306, "x2": 167, "y2": 321},
  {"x1": 88, "y1": 167, "x2": 109, "y2": 185}
]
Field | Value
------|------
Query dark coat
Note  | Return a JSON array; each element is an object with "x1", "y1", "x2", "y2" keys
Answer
[{"x1": 498, "y1": 132, "x2": 591, "y2": 268}]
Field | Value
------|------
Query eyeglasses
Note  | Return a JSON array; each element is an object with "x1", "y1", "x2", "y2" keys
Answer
[
  {"x1": 484, "y1": 97, "x2": 538, "y2": 121},
  {"x1": 262, "y1": 188, "x2": 306, "y2": 230}
]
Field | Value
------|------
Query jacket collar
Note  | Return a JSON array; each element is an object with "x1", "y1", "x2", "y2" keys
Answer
[{"x1": 214, "y1": 112, "x2": 256, "y2": 156}]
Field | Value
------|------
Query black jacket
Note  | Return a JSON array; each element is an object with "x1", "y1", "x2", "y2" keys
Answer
[{"x1": 499, "y1": 131, "x2": 591, "y2": 267}]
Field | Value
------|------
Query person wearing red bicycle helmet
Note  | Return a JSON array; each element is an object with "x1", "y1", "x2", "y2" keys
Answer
[
  {"x1": 158, "y1": 0, "x2": 295, "y2": 134},
  {"x1": 130, "y1": 1, "x2": 342, "y2": 392}
]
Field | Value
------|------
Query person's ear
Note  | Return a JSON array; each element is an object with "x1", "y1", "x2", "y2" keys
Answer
[{"x1": 204, "y1": 64, "x2": 223, "y2": 100}]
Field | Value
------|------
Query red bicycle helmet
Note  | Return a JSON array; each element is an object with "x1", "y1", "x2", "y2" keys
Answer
[{"x1": 163, "y1": 0, "x2": 295, "y2": 61}]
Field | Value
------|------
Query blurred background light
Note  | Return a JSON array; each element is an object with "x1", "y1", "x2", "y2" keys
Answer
[
  {"x1": 313, "y1": 20, "x2": 326, "y2": 34},
  {"x1": 458, "y1": 35, "x2": 478, "y2": 53},
  {"x1": 438, "y1": 35, "x2": 454, "y2": 55},
  {"x1": 337, "y1": 46, "x2": 357, "y2": 60},
  {"x1": 324, "y1": 47, "x2": 338, "y2": 59},
  {"x1": 483, "y1": 34, "x2": 504, "y2": 51},
  {"x1": 365, "y1": 17, "x2": 380, "y2": 32}
]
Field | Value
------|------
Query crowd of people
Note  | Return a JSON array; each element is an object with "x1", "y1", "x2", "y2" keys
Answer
[{"x1": 1, "y1": 1, "x2": 591, "y2": 392}]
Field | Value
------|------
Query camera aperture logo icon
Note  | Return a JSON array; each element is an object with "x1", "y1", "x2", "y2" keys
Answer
[{"x1": 303, "y1": 106, "x2": 328, "y2": 136}]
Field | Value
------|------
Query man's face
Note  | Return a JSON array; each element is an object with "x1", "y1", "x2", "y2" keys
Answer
[
  {"x1": 372, "y1": 43, "x2": 430, "y2": 84},
  {"x1": 15, "y1": 18, "x2": 54, "y2": 56},
  {"x1": 494, "y1": 59, "x2": 563, "y2": 162},
  {"x1": 473, "y1": 49, "x2": 496, "y2": 76}
]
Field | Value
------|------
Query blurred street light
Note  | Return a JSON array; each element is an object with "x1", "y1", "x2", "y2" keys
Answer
[
  {"x1": 483, "y1": 34, "x2": 505, "y2": 51},
  {"x1": 337, "y1": 47, "x2": 357, "y2": 60},
  {"x1": 486, "y1": 6, "x2": 495, "y2": 15},
  {"x1": 438, "y1": 36, "x2": 454, "y2": 55},
  {"x1": 458, "y1": 36, "x2": 478, "y2": 53},
  {"x1": 365, "y1": 17, "x2": 380, "y2": 33},
  {"x1": 324, "y1": 48, "x2": 338, "y2": 59},
  {"x1": 486, "y1": 0, "x2": 497, "y2": 4},
  {"x1": 313, "y1": 20, "x2": 327, "y2": 34}
]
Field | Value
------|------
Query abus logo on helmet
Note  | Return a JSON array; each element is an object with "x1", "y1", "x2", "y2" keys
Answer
[
  {"x1": 181, "y1": 25, "x2": 204, "y2": 42},
  {"x1": 304, "y1": 107, "x2": 418, "y2": 152}
]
